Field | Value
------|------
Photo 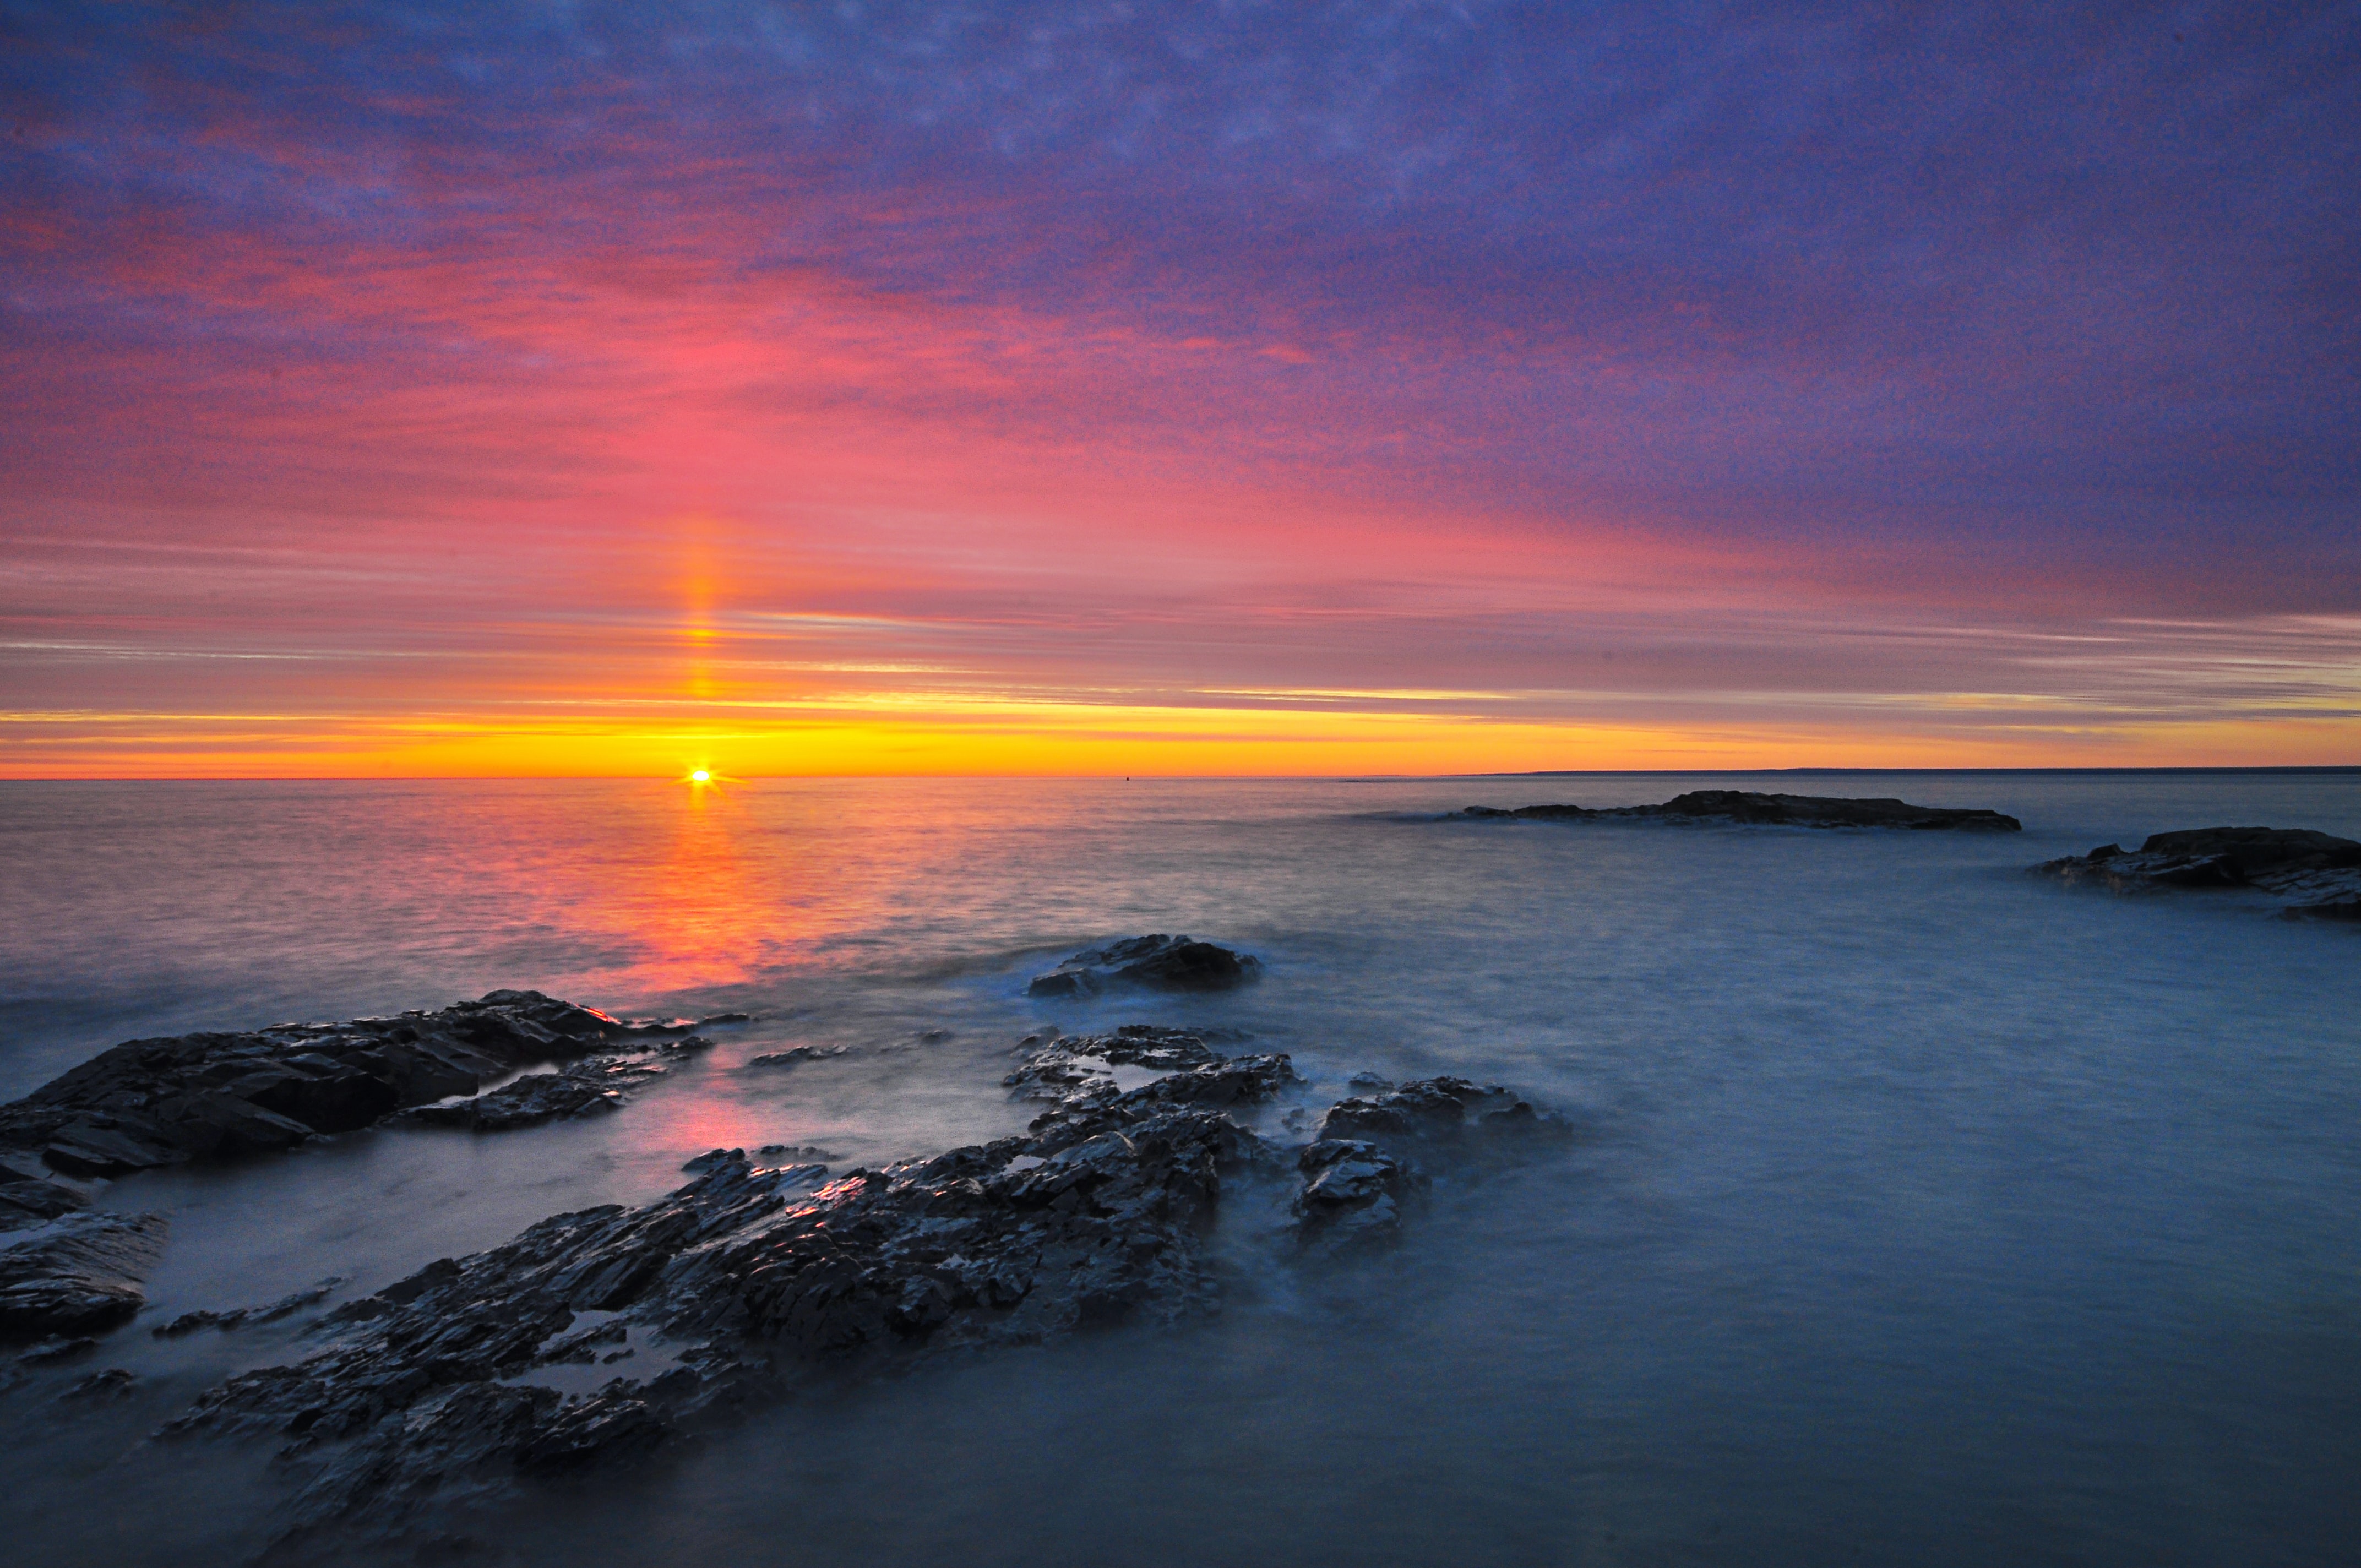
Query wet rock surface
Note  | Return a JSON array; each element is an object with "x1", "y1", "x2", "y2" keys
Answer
[
  {"x1": 398, "y1": 1044, "x2": 703, "y2": 1133},
  {"x1": 153, "y1": 1279, "x2": 345, "y2": 1338},
  {"x1": 0, "y1": 1211, "x2": 170, "y2": 1339},
  {"x1": 1002, "y1": 1023, "x2": 1230, "y2": 1098},
  {"x1": 1293, "y1": 1139, "x2": 1425, "y2": 1253},
  {"x1": 16, "y1": 1335, "x2": 97, "y2": 1366},
  {"x1": 746, "y1": 1045, "x2": 850, "y2": 1069},
  {"x1": 161, "y1": 1027, "x2": 1570, "y2": 1550},
  {"x1": 2034, "y1": 827, "x2": 2361, "y2": 919},
  {"x1": 1316, "y1": 1075, "x2": 1568, "y2": 1149},
  {"x1": 1027, "y1": 935, "x2": 1263, "y2": 998},
  {"x1": 0, "y1": 1152, "x2": 95, "y2": 1233},
  {"x1": 0, "y1": 992, "x2": 714, "y2": 1175},
  {"x1": 62, "y1": 1366, "x2": 139, "y2": 1401},
  {"x1": 1455, "y1": 790, "x2": 2022, "y2": 831}
]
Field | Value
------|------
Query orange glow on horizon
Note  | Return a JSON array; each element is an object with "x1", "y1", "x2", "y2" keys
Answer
[{"x1": 4, "y1": 698, "x2": 2353, "y2": 780}]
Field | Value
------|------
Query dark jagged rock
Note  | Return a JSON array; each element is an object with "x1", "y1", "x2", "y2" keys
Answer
[
  {"x1": 1456, "y1": 791, "x2": 2021, "y2": 832},
  {"x1": 0, "y1": 993, "x2": 710, "y2": 1175},
  {"x1": 746, "y1": 1046, "x2": 849, "y2": 1069},
  {"x1": 0, "y1": 1176, "x2": 92, "y2": 1233},
  {"x1": 400, "y1": 1054, "x2": 674, "y2": 1132},
  {"x1": 153, "y1": 1278, "x2": 345, "y2": 1338},
  {"x1": 0, "y1": 1211, "x2": 170, "y2": 1339},
  {"x1": 1020, "y1": 1055, "x2": 1307, "y2": 1154},
  {"x1": 166, "y1": 1035, "x2": 1309, "y2": 1540},
  {"x1": 165, "y1": 1105, "x2": 1277, "y2": 1538},
  {"x1": 681, "y1": 1147, "x2": 753, "y2": 1173},
  {"x1": 161, "y1": 1027, "x2": 1568, "y2": 1548},
  {"x1": 2034, "y1": 826, "x2": 2361, "y2": 919},
  {"x1": 1316, "y1": 1075, "x2": 1574, "y2": 1152},
  {"x1": 17, "y1": 1335, "x2": 96, "y2": 1366},
  {"x1": 1026, "y1": 935, "x2": 1263, "y2": 998},
  {"x1": 1002, "y1": 1025, "x2": 1226, "y2": 1099},
  {"x1": 1293, "y1": 1139, "x2": 1426, "y2": 1254},
  {"x1": 62, "y1": 1366, "x2": 138, "y2": 1401}
]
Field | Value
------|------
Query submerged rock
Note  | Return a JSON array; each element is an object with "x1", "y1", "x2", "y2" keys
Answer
[
  {"x1": 1027, "y1": 935, "x2": 1262, "y2": 998},
  {"x1": 746, "y1": 1045, "x2": 850, "y2": 1069},
  {"x1": 2033, "y1": 827, "x2": 2361, "y2": 919},
  {"x1": 0, "y1": 1211, "x2": 170, "y2": 1339},
  {"x1": 0, "y1": 993, "x2": 714, "y2": 1175},
  {"x1": 17, "y1": 1335, "x2": 97, "y2": 1366},
  {"x1": 61, "y1": 1366, "x2": 139, "y2": 1402},
  {"x1": 153, "y1": 1278, "x2": 345, "y2": 1338},
  {"x1": 1456, "y1": 791, "x2": 2022, "y2": 832}
]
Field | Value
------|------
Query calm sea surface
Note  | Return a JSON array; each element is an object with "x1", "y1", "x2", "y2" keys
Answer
[{"x1": 2, "y1": 772, "x2": 2357, "y2": 1566}]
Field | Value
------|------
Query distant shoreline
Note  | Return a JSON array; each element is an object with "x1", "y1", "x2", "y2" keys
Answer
[{"x1": 1458, "y1": 765, "x2": 2361, "y2": 778}]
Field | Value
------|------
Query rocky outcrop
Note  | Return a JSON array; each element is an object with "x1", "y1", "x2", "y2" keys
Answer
[
  {"x1": 0, "y1": 1179, "x2": 90, "y2": 1231},
  {"x1": 162, "y1": 1028, "x2": 1569, "y2": 1548},
  {"x1": 1002, "y1": 1023, "x2": 1232, "y2": 1098},
  {"x1": 165, "y1": 1115, "x2": 1256, "y2": 1538},
  {"x1": 0, "y1": 1211, "x2": 169, "y2": 1338},
  {"x1": 1315, "y1": 1075, "x2": 1563, "y2": 1147},
  {"x1": 0, "y1": 1150, "x2": 95, "y2": 1234},
  {"x1": 2034, "y1": 827, "x2": 2361, "y2": 919},
  {"x1": 1293, "y1": 1139, "x2": 1425, "y2": 1253},
  {"x1": 0, "y1": 993, "x2": 714, "y2": 1176},
  {"x1": 746, "y1": 1045, "x2": 848, "y2": 1069},
  {"x1": 399, "y1": 1039, "x2": 708, "y2": 1133},
  {"x1": 153, "y1": 1279, "x2": 344, "y2": 1338},
  {"x1": 1026, "y1": 935, "x2": 1262, "y2": 998},
  {"x1": 1290, "y1": 1077, "x2": 1570, "y2": 1253},
  {"x1": 1457, "y1": 790, "x2": 2022, "y2": 831}
]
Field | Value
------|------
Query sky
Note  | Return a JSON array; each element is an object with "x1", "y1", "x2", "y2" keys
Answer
[{"x1": 2, "y1": 0, "x2": 2356, "y2": 777}]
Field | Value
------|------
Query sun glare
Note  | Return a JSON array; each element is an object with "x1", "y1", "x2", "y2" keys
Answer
[{"x1": 689, "y1": 769, "x2": 711, "y2": 783}]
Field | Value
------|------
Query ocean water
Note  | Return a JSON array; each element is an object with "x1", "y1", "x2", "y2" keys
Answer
[{"x1": 2, "y1": 771, "x2": 2357, "y2": 1567}]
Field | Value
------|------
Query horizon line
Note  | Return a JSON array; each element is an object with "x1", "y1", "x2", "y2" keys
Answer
[{"x1": 1, "y1": 764, "x2": 2354, "y2": 785}]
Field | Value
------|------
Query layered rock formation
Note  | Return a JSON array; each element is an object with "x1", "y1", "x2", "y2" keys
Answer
[
  {"x1": 160, "y1": 1029, "x2": 1569, "y2": 1547},
  {"x1": 399, "y1": 1037, "x2": 709, "y2": 1132},
  {"x1": 2033, "y1": 826, "x2": 2361, "y2": 919},
  {"x1": 1457, "y1": 790, "x2": 2022, "y2": 831},
  {"x1": 0, "y1": 1211, "x2": 169, "y2": 1337},
  {"x1": 0, "y1": 992, "x2": 711, "y2": 1176},
  {"x1": 0, "y1": 1149, "x2": 95, "y2": 1234}
]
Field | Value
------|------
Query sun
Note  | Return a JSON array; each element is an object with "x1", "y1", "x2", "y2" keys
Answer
[{"x1": 690, "y1": 769, "x2": 711, "y2": 783}]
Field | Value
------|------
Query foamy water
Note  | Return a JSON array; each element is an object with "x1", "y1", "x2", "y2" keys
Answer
[{"x1": 3, "y1": 772, "x2": 2357, "y2": 1565}]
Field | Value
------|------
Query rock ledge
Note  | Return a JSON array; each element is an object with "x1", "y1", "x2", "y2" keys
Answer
[
  {"x1": 2033, "y1": 826, "x2": 2361, "y2": 919},
  {"x1": 1456, "y1": 790, "x2": 2021, "y2": 831},
  {"x1": 1027, "y1": 935, "x2": 1262, "y2": 998},
  {"x1": 162, "y1": 1032, "x2": 1570, "y2": 1547},
  {"x1": 0, "y1": 992, "x2": 716, "y2": 1176}
]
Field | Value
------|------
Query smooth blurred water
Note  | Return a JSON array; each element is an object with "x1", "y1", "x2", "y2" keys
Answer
[{"x1": 2, "y1": 772, "x2": 2357, "y2": 1567}]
